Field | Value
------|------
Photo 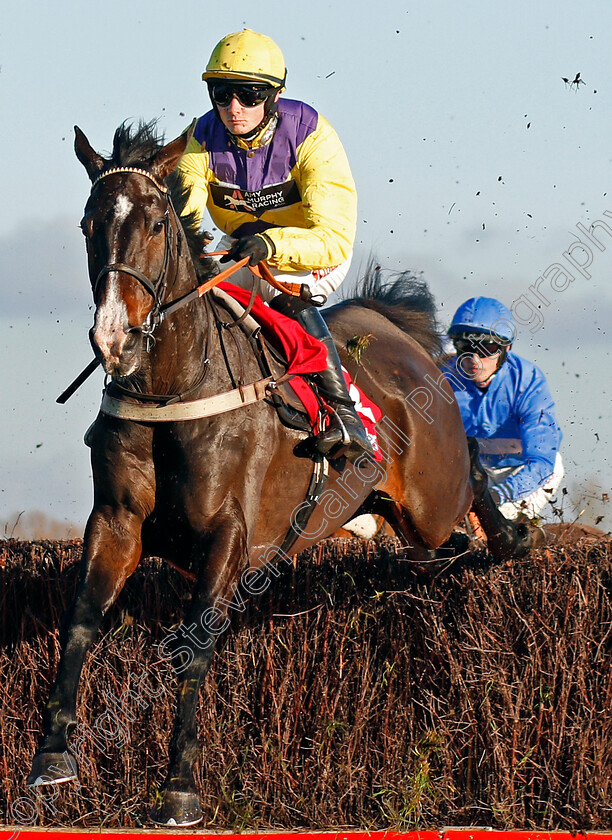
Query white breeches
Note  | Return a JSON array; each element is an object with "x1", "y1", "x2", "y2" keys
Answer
[
  {"x1": 486, "y1": 452, "x2": 565, "y2": 520},
  {"x1": 340, "y1": 514, "x2": 381, "y2": 539}
]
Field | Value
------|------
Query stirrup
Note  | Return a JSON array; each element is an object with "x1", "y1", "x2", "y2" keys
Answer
[
  {"x1": 314, "y1": 410, "x2": 350, "y2": 457},
  {"x1": 315, "y1": 409, "x2": 372, "y2": 461}
]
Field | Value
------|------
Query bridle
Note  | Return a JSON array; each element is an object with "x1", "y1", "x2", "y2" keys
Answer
[
  {"x1": 90, "y1": 167, "x2": 175, "y2": 346},
  {"x1": 58, "y1": 164, "x2": 314, "y2": 404}
]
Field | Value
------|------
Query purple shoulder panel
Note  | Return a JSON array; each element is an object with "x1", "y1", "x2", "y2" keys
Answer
[
  {"x1": 191, "y1": 100, "x2": 319, "y2": 192},
  {"x1": 278, "y1": 99, "x2": 319, "y2": 146}
]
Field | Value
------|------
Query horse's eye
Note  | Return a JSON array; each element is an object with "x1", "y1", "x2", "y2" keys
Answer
[{"x1": 153, "y1": 219, "x2": 165, "y2": 234}]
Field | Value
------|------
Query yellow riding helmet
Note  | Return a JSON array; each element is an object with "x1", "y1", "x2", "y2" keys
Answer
[{"x1": 203, "y1": 29, "x2": 287, "y2": 88}]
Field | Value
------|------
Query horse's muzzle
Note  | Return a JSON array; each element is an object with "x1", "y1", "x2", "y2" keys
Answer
[{"x1": 89, "y1": 324, "x2": 143, "y2": 377}]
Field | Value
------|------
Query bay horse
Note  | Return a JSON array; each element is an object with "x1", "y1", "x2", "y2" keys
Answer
[{"x1": 27, "y1": 121, "x2": 532, "y2": 825}]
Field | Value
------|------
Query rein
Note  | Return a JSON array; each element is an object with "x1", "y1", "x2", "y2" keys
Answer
[
  {"x1": 55, "y1": 252, "x2": 261, "y2": 405},
  {"x1": 159, "y1": 254, "x2": 312, "y2": 322}
]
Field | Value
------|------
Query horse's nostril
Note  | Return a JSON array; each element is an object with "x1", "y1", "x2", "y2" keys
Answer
[
  {"x1": 124, "y1": 329, "x2": 141, "y2": 349},
  {"x1": 89, "y1": 326, "x2": 103, "y2": 357}
]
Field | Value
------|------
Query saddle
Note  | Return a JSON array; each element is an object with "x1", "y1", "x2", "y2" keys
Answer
[
  {"x1": 210, "y1": 284, "x2": 383, "y2": 459},
  {"x1": 210, "y1": 284, "x2": 324, "y2": 434}
]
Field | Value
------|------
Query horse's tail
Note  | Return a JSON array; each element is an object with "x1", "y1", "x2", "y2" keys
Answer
[{"x1": 342, "y1": 260, "x2": 444, "y2": 359}]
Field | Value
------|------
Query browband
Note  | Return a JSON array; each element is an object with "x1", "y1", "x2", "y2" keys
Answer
[{"x1": 92, "y1": 166, "x2": 168, "y2": 194}]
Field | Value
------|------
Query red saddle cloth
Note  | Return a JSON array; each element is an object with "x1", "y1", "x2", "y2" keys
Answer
[
  {"x1": 218, "y1": 282, "x2": 383, "y2": 460},
  {"x1": 218, "y1": 282, "x2": 328, "y2": 375}
]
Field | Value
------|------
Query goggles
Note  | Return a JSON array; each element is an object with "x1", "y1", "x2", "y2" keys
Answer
[
  {"x1": 208, "y1": 81, "x2": 275, "y2": 108},
  {"x1": 453, "y1": 337, "x2": 503, "y2": 358}
]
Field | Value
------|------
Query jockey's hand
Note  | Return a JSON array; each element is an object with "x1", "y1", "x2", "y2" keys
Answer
[{"x1": 220, "y1": 234, "x2": 274, "y2": 266}]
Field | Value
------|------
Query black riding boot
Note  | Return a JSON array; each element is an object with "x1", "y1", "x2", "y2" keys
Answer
[{"x1": 270, "y1": 294, "x2": 374, "y2": 461}]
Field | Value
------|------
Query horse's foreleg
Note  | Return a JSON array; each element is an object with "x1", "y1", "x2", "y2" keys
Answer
[
  {"x1": 151, "y1": 499, "x2": 247, "y2": 827},
  {"x1": 28, "y1": 509, "x2": 143, "y2": 787},
  {"x1": 467, "y1": 437, "x2": 537, "y2": 557}
]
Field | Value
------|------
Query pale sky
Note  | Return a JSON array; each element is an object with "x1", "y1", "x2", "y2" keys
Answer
[{"x1": 1, "y1": 0, "x2": 610, "y2": 535}]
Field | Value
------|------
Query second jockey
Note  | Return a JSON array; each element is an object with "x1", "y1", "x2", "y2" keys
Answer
[
  {"x1": 442, "y1": 297, "x2": 564, "y2": 521},
  {"x1": 177, "y1": 29, "x2": 373, "y2": 461}
]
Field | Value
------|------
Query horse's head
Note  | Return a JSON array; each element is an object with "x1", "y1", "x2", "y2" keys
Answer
[{"x1": 75, "y1": 123, "x2": 191, "y2": 377}]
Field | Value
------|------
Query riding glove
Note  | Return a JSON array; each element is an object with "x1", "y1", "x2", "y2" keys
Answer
[{"x1": 221, "y1": 234, "x2": 275, "y2": 266}]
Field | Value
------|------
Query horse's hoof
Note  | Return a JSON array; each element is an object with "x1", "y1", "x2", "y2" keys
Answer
[
  {"x1": 517, "y1": 521, "x2": 546, "y2": 553},
  {"x1": 27, "y1": 751, "x2": 78, "y2": 787},
  {"x1": 150, "y1": 790, "x2": 203, "y2": 826}
]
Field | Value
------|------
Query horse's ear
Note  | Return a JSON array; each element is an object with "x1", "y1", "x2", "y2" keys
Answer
[
  {"x1": 151, "y1": 119, "x2": 197, "y2": 181},
  {"x1": 74, "y1": 126, "x2": 105, "y2": 181}
]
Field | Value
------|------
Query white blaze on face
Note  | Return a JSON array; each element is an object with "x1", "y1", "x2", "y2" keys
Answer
[
  {"x1": 93, "y1": 275, "x2": 132, "y2": 369},
  {"x1": 91, "y1": 193, "x2": 136, "y2": 370},
  {"x1": 114, "y1": 194, "x2": 133, "y2": 223}
]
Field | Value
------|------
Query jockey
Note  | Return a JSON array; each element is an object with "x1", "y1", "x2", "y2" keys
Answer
[
  {"x1": 442, "y1": 297, "x2": 564, "y2": 520},
  {"x1": 177, "y1": 29, "x2": 372, "y2": 461}
]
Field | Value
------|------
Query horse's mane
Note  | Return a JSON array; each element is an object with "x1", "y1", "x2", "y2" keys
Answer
[
  {"x1": 342, "y1": 261, "x2": 444, "y2": 359},
  {"x1": 108, "y1": 120, "x2": 214, "y2": 280}
]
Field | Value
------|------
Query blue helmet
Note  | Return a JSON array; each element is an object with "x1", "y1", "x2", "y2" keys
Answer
[{"x1": 448, "y1": 297, "x2": 515, "y2": 342}]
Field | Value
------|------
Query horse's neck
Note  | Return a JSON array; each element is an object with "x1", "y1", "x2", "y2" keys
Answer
[
  {"x1": 148, "y1": 252, "x2": 257, "y2": 399},
  {"x1": 146, "y1": 249, "x2": 207, "y2": 395}
]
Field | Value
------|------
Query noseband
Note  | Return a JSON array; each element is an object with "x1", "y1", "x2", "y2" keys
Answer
[{"x1": 91, "y1": 167, "x2": 174, "y2": 344}]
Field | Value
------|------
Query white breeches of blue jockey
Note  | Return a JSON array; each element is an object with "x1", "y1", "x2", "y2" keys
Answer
[{"x1": 486, "y1": 452, "x2": 565, "y2": 520}]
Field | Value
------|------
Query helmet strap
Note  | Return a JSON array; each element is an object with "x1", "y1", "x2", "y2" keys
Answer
[
  {"x1": 239, "y1": 95, "x2": 279, "y2": 141},
  {"x1": 225, "y1": 112, "x2": 278, "y2": 148},
  {"x1": 495, "y1": 345, "x2": 509, "y2": 372}
]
